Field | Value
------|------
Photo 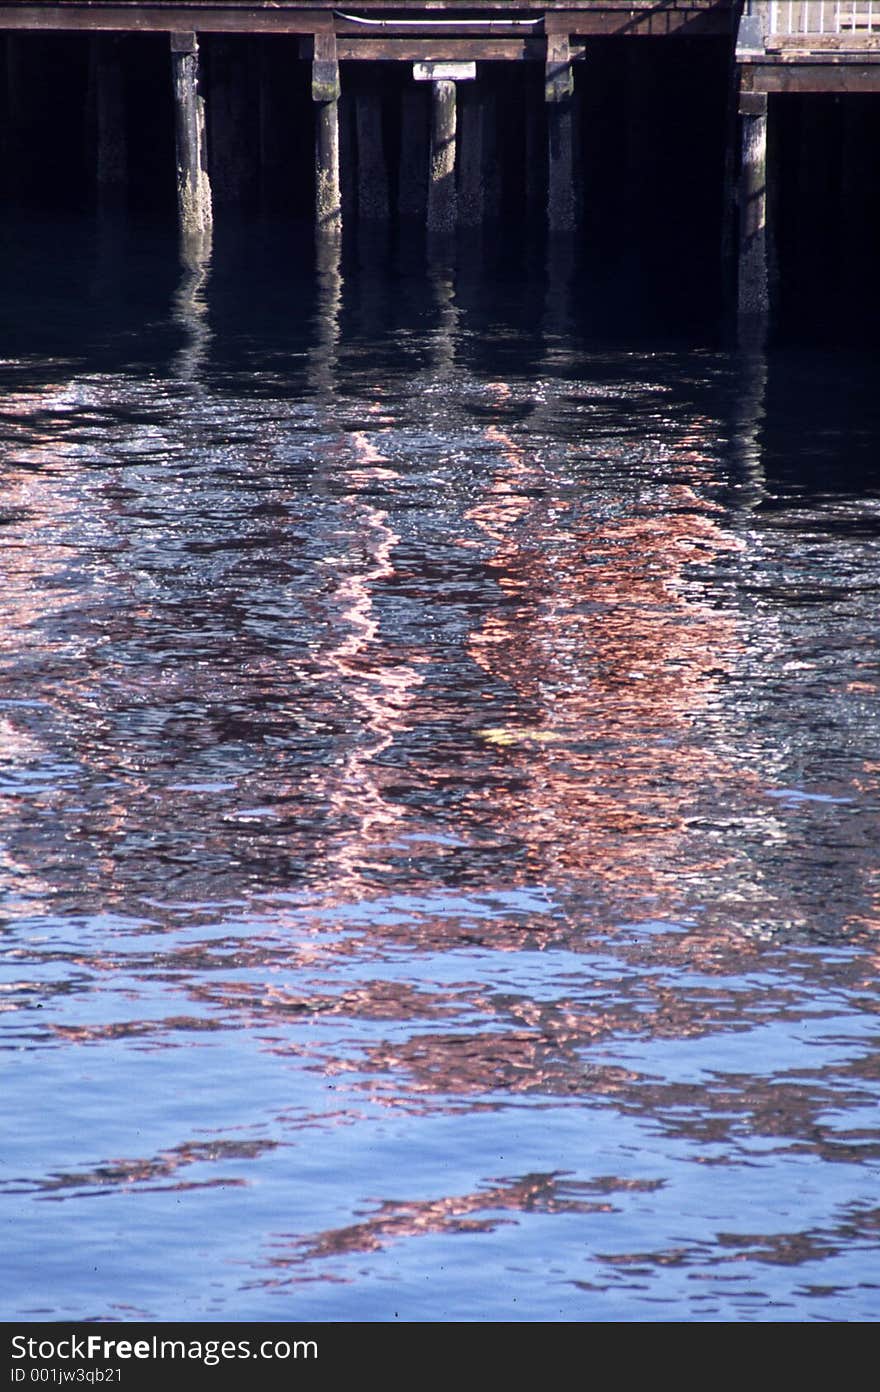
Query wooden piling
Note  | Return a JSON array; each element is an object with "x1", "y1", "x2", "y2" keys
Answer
[
  {"x1": 525, "y1": 67, "x2": 546, "y2": 219},
  {"x1": 721, "y1": 42, "x2": 740, "y2": 326},
  {"x1": 458, "y1": 81, "x2": 484, "y2": 229},
  {"x1": 480, "y1": 78, "x2": 502, "y2": 225},
  {"x1": 90, "y1": 35, "x2": 127, "y2": 210},
  {"x1": 4, "y1": 34, "x2": 28, "y2": 203},
  {"x1": 257, "y1": 38, "x2": 272, "y2": 211},
  {"x1": 738, "y1": 90, "x2": 769, "y2": 336},
  {"x1": 545, "y1": 33, "x2": 575, "y2": 234},
  {"x1": 339, "y1": 91, "x2": 357, "y2": 230},
  {"x1": 398, "y1": 84, "x2": 428, "y2": 224},
  {"x1": 313, "y1": 31, "x2": 341, "y2": 241},
  {"x1": 209, "y1": 35, "x2": 253, "y2": 208},
  {"x1": 170, "y1": 32, "x2": 212, "y2": 259},
  {"x1": 355, "y1": 83, "x2": 389, "y2": 222},
  {"x1": 428, "y1": 79, "x2": 457, "y2": 237}
]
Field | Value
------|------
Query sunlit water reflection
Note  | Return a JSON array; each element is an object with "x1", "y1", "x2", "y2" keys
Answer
[{"x1": 1, "y1": 219, "x2": 879, "y2": 1321}]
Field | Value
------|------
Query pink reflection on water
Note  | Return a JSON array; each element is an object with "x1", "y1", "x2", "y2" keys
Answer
[{"x1": 463, "y1": 386, "x2": 749, "y2": 922}]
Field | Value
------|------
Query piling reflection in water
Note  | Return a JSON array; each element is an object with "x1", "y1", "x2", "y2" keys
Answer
[
  {"x1": 172, "y1": 252, "x2": 213, "y2": 385},
  {"x1": 1, "y1": 229, "x2": 879, "y2": 1320},
  {"x1": 464, "y1": 381, "x2": 745, "y2": 925}
]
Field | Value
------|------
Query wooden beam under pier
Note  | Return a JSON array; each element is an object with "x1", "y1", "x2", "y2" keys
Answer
[
  {"x1": 333, "y1": 39, "x2": 565, "y2": 63},
  {"x1": 0, "y1": 3, "x2": 736, "y2": 37},
  {"x1": 743, "y1": 62, "x2": 880, "y2": 94}
]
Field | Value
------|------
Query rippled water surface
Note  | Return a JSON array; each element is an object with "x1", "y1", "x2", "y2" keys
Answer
[{"x1": 2, "y1": 220, "x2": 879, "y2": 1321}]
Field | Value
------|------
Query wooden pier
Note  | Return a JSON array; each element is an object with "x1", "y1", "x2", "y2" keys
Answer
[{"x1": 2, "y1": 0, "x2": 880, "y2": 338}]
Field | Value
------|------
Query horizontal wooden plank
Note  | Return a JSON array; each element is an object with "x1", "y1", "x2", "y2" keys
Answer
[
  {"x1": 750, "y1": 62, "x2": 880, "y2": 92},
  {"x1": 336, "y1": 38, "x2": 567, "y2": 61},
  {"x1": 767, "y1": 34, "x2": 880, "y2": 53},
  {"x1": 0, "y1": 1, "x2": 735, "y2": 36},
  {"x1": 0, "y1": 5, "x2": 327, "y2": 32},
  {"x1": 335, "y1": 19, "x2": 540, "y2": 36},
  {"x1": 336, "y1": 11, "x2": 731, "y2": 37},
  {"x1": 413, "y1": 59, "x2": 475, "y2": 80},
  {"x1": 0, "y1": 1, "x2": 733, "y2": 8}
]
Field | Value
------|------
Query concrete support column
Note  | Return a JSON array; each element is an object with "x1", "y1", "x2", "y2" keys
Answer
[
  {"x1": 545, "y1": 32, "x2": 575, "y2": 234},
  {"x1": 313, "y1": 31, "x2": 341, "y2": 241},
  {"x1": 90, "y1": 35, "x2": 127, "y2": 210},
  {"x1": 428, "y1": 79, "x2": 457, "y2": 237},
  {"x1": 738, "y1": 89, "x2": 769, "y2": 337},
  {"x1": 356, "y1": 84, "x2": 389, "y2": 222},
  {"x1": 170, "y1": 33, "x2": 212, "y2": 261}
]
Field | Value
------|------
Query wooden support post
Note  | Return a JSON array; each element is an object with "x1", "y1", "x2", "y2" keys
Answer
[
  {"x1": 209, "y1": 35, "x2": 253, "y2": 209},
  {"x1": 313, "y1": 31, "x2": 341, "y2": 241},
  {"x1": 738, "y1": 89, "x2": 769, "y2": 337},
  {"x1": 398, "y1": 85, "x2": 427, "y2": 224},
  {"x1": 257, "y1": 38, "x2": 279, "y2": 214},
  {"x1": 545, "y1": 33, "x2": 575, "y2": 234},
  {"x1": 482, "y1": 80, "x2": 502, "y2": 224},
  {"x1": 525, "y1": 66, "x2": 546, "y2": 218},
  {"x1": 90, "y1": 35, "x2": 127, "y2": 210},
  {"x1": 458, "y1": 81, "x2": 484, "y2": 229},
  {"x1": 339, "y1": 92, "x2": 357, "y2": 229},
  {"x1": 720, "y1": 45, "x2": 740, "y2": 326},
  {"x1": 355, "y1": 84, "x2": 388, "y2": 222},
  {"x1": 4, "y1": 34, "x2": 28, "y2": 203},
  {"x1": 840, "y1": 98, "x2": 866, "y2": 296},
  {"x1": 170, "y1": 33, "x2": 212, "y2": 260},
  {"x1": 428, "y1": 79, "x2": 457, "y2": 237},
  {"x1": 841, "y1": 99, "x2": 865, "y2": 209}
]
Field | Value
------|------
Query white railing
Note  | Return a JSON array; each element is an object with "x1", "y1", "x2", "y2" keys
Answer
[{"x1": 770, "y1": 2, "x2": 880, "y2": 34}]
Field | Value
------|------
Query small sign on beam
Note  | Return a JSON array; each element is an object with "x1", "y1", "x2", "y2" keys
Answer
[{"x1": 413, "y1": 61, "x2": 477, "y2": 83}]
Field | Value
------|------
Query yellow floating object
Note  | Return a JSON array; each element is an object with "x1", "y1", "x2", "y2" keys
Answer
[{"x1": 479, "y1": 727, "x2": 565, "y2": 746}]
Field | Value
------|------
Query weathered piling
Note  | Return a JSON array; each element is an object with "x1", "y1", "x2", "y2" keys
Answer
[
  {"x1": 398, "y1": 84, "x2": 428, "y2": 224},
  {"x1": 737, "y1": 90, "x2": 769, "y2": 337},
  {"x1": 525, "y1": 68, "x2": 547, "y2": 218},
  {"x1": 458, "y1": 81, "x2": 484, "y2": 229},
  {"x1": 208, "y1": 35, "x2": 252, "y2": 208},
  {"x1": 170, "y1": 32, "x2": 212, "y2": 259},
  {"x1": 355, "y1": 82, "x2": 389, "y2": 222},
  {"x1": 481, "y1": 81, "x2": 503, "y2": 225},
  {"x1": 89, "y1": 35, "x2": 127, "y2": 209},
  {"x1": 339, "y1": 91, "x2": 357, "y2": 229},
  {"x1": 313, "y1": 30, "x2": 341, "y2": 241},
  {"x1": 257, "y1": 39, "x2": 273, "y2": 210},
  {"x1": 427, "y1": 77, "x2": 457, "y2": 236},
  {"x1": 5, "y1": 1, "x2": 879, "y2": 342},
  {"x1": 545, "y1": 32, "x2": 575, "y2": 233}
]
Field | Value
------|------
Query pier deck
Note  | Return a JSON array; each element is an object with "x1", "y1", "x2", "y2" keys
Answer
[
  {"x1": 0, "y1": 2, "x2": 735, "y2": 37},
  {"x1": 3, "y1": 2, "x2": 880, "y2": 343}
]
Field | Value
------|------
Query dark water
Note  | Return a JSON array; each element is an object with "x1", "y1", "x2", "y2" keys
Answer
[{"x1": 2, "y1": 218, "x2": 879, "y2": 1321}]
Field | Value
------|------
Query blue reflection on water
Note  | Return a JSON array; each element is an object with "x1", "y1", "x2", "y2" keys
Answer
[{"x1": 1, "y1": 221, "x2": 879, "y2": 1321}]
